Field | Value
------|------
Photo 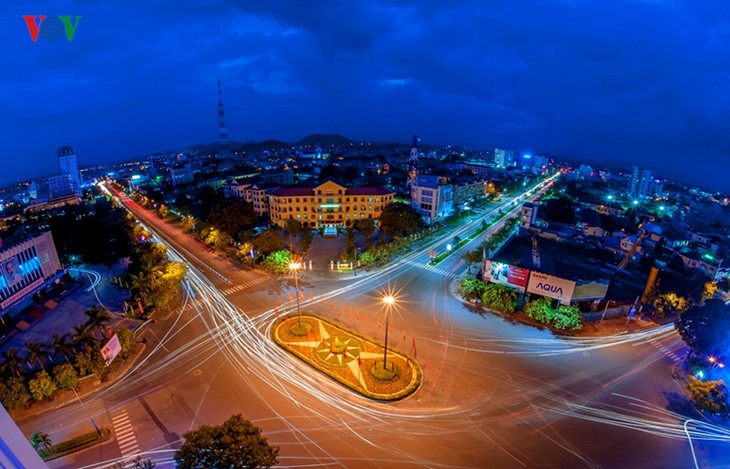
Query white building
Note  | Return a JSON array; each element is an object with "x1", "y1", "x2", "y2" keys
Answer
[{"x1": 58, "y1": 145, "x2": 82, "y2": 197}]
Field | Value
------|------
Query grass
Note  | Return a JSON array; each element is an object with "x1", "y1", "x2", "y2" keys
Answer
[{"x1": 39, "y1": 427, "x2": 111, "y2": 461}]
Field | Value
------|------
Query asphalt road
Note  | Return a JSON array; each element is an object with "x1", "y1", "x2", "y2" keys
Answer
[{"x1": 19, "y1": 177, "x2": 730, "y2": 469}]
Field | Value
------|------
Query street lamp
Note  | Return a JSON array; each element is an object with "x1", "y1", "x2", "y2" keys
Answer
[
  {"x1": 289, "y1": 261, "x2": 302, "y2": 327},
  {"x1": 601, "y1": 300, "x2": 616, "y2": 322},
  {"x1": 382, "y1": 294, "x2": 396, "y2": 371}
]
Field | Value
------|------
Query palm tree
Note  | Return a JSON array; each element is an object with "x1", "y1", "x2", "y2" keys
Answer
[
  {"x1": 72, "y1": 323, "x2": 99, "y2": 350},
  {"x1": 29, "y1": 431, "x2": 52, "y2": 452},
  {"x1": 24, "y1": 341, "x2": 50, "y2": 372},
  {"x1": 84, "y1": 307, "x2": 113, "y2": 339},
  {"x1": 50, "y1": 333, "x2": 76, "y2": 363},
  {"x1": 0, "y1": 347, "x2": 26, "y2": 378}
]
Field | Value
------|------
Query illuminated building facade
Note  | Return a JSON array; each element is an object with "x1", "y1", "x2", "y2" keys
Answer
[
  {"x1": 0, "y1": 232, "x2": 62, "y2": 313},
  {"x1": 268, "y1": 180, "x2": 394, "y2": 229}
]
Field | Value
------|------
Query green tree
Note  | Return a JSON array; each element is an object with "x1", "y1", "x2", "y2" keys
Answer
[
  {"x1": 284, "y1": 219, "x2": 303, "y2": 238},
  {"x1": 378, "y1": 203, "x2": 425, "y2": 238},
  {"x1": 462, "y1": 249, "x2": 483, "y2": 274},
  {"x1": 0, "y1": 377, "x2": 30, "y2": 410},
  {"x1": 524, "y1": 298, "x2": 553, "y2": 323},
  {"x1": 340, "y1": 230, "x2": 356, "y2": 262},
  {"x1": 72, "y1": 323, "x2": 100, "y2": 351},
  {"x1": 0, "y1": 347, "x2": 26, "y2": 378},
  {"x1": 687, "y1": 376, "x2": 728, "y2": 416},
  {"x1": 28, "y1": 370, "x2": 57, "y2": 401},
  {"x1": 300, "y1": 229, "x2": 313, "y2": 254},
  {"x1": 460, "y1": 278, "x2": 486, "y2": 301},
  {"x1": 481, "y1": 283, "x2": 518, "y2": 313},
  {"x1": 74, "y1": 347, "x2": 106, "y2": 379},
  {"x1": 174, "y1": 414, "x2": 279, "y2": 469},
  {"x1": 358, "y1": 251, "x2": 377, "y2": 267},
  {"x1": 116, "y1": 328, "x2": 137, "y2": 359},
  {"x1": 261, "y1": 250, "x2": 293, "y2": 275},
  {"x1": 84, "y1": 307, "x2": 113, "y2": 339},
  {"x1": 551, "y1": 305, "x2": 583, "y2": 331},
  {"x1": 29, "y1": 431, "x2": 53, "y2": 453},
  {"x1": 53, "y1": 363, "x2": 80, "y2": 390},
  {"x1": 253, "y1": 228, "x2": 284, "y2": 256},
  {"x1": 180, "y1": 216, "x2": 196, "y2": 233}
]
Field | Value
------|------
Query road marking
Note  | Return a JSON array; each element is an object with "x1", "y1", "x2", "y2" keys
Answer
[
  {"x1": 403, "y1": 260, "x2": 457, "y2": 279},
  {"x1": 110, "y1": 408, "x2": 139, "y2": 460},
  {"x1": 221, "y1": 276, "x2": 269, "y2": 295}
]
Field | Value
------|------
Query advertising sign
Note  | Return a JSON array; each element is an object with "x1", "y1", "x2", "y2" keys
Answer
[
  {"x1": 2, "y1": 256, "x2": 24, "y2": 288},
  {"x1": 484, "y1": 260, "x2": 529, "y2": 292},
  {"x1": 101, "y1": 334, "x2": 122, "y2": 367},
  {"x1": 527, "y1": 271, "x2": 576, "y2": 305}
]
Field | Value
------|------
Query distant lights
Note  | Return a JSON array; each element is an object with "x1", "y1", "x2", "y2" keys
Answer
[{"x1": 632, "y1": 200, "x2": 639, "y2": 205}]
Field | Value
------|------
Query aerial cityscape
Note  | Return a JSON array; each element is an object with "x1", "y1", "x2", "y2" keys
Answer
[{"x1": 2, "y1": 1, "x2": 730, "y2": 468}]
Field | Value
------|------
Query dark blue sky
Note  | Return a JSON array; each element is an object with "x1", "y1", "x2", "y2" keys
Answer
[{"x1": 2, "y1": 1, "x2": 730, "y2": 192}]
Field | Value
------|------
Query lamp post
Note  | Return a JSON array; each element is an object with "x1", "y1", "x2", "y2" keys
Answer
[
  {"x1": 382, "y1": 295, "x2": 395, "y2": 371},
  {"x1": 289, "y1": 261, "x2": 302, "y2": 327},
  {"x1": 601, "y1": 300, "x2": 616, "y2": 322},
  {"x1": 71, "y1": 387, "x2": 101, "y2": 437}
]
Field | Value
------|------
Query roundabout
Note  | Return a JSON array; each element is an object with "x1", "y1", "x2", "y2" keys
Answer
[{"x1": 271, "y1": 313, "x2": 422, "y2": 401}]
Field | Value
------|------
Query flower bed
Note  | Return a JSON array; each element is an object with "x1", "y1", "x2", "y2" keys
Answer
[{"x1": 272, "y1": 314, "x2": 422, "y2": 401}]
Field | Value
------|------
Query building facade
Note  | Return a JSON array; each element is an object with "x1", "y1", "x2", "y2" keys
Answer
[
  {"x1": 410, "y1": 175, "x2": 453, "y2": 222},
  {"x1": 58, "y1": 145, "x2": 82, "y2": 197},
  {"x1": 494, "y1": 148, "x2": 514, "y2": 169},
  {"x1": 222, "y1": 179, "x2": 273, "y2": 216},
  {"x1": 268, "y1": 180, "x2": 394, "y2": 229},
  {"x1": 1, "y1": 232, "x2": 63, "y2": 313}
]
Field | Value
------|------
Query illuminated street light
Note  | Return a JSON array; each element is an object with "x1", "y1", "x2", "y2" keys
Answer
[
  {"x1": 382, "y1": 294, "x2": 396, "y2": 371},
  {"x1": 289, "y1": 261, "x2": 302, "y2": 327}
]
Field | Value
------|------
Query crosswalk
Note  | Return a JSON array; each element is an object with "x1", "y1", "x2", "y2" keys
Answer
[
  {"x1": 403, "y1": 260, "x2": 457, "y2": 278},
  {"x1": 220, "y1": 276, "x2": 269, "y2": 296},
  {"x1": 649, "y1": 338, "x2": 682, "y2": 363},
  {"x1": 110, "y1": 408, "x2": 139, "y2": 461}
]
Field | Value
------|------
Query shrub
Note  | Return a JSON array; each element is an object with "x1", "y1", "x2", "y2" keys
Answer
[
  {"x1": 29, "y1": 370, "x2": 58, "y2": 402},
  {"x1": 53, "y1": 363, "x2": 79, "y2": 390}
]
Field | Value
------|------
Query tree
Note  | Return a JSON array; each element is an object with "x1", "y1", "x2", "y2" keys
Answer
[
  {"x1": 28, "y1": 370, "x2": 57, "y2": 401},
  {"x1": 53, "y1": 363, "x2": 80, "y2": 390},
  {"x1": 524, "y1": 298, "x2": 553, "y2": 323},
  {"x1": 261, "y1": 250, "x2": 293, "y2": 275},
  {"x1": 30, "y1": 431, "x2": 53, "y2": 453},
  {"x1": 72, "y1": 324, "x2": 100, "y2": 351},
  {"x1": 686, "y1": 376, "x2": 728, "y2": 416},
  {"x1": 651, "y1": 292, "x2": 687, "y2": 318},
  {"x1": 551, "y1": 305, "x2": 583, "y2": 331},
  {"x1": 702, "y1": 282, "x2": 718, "y2": 303},
  {"x1": 460, "y1": 278, "x2": 486, "y2": 301},
  {"x1": 253, "y1": 229, "x2": 284, "y2": 256},
  {"x1": 300, "y1": 229, "x2": 313, "y2": 254},
  {"x1": 1, "y1": 347, "x2": 26, "y2": 378},
  {"x1": 340, "y1": 230, "x2": 356, "y2": 262},
  {"x1": 116, "y1": 328, "x2": 137, "y2": 359},
  {"x1": 676, "y1": 300, "x2": 730, "y2": 360},
  {"x1": 354, "y1": 218, "x2": 375, "y2": 245},
  {"x1": 0, "y1": 377, "x2": 30, "y2": 410},
  {"x1": 50, "y1": 333, "x2": 76, "y2": 363},
  {"x1": 481, "y1": 283, "x2": 518, "y2": 314},
  {"x1": 84, "y1": 307, "x2": 113, "y2": 339},
  {"x1": 283, "y1": 219, "x2": 303, "y2": 238},
  {"x1": 24, "y1": 341, "x2": 50, "y2": 372},
  {"x1": 174, "y1": 414, "x2": 279, "y2": 469},
  {"x1": 462, "y1": 249, "x2": 483, "y2": 274},
  {"x1": 378, "y1": 203, "x2": 425, "y2": 238}
]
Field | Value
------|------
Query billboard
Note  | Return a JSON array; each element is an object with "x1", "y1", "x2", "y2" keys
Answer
[
  {"x1": 2, "y1": 256, "x2": 23, "y2": 288},
  {"x1": 527, "y1": 271, "x2": 576, "y2": 306},
  {"x1": 484, "y1": 260, "x2": 529, "y2": 292},
  {"x1": 101, "y1": 334, "x2": 122, "y2": 367}
]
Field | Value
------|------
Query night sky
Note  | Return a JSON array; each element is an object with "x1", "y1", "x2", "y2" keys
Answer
[{"x1": 2, "y1": 1, "x2": 730, "y2": 192}]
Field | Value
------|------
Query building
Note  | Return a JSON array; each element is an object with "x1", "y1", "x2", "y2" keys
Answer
[
  {"x1": 520, "y1": 202, "x2": 538, "y2": 229},
  {"x1": 169, "y1": 164, "x2": 194, "y2": 186},
  {"x1": 629, "y1": 166, "x2": 660, "y2": 200},
  {"x1": 47, "y1": 173, "x2": 75, "y2": 199},
  {"x1": 222, "y1": 179, "x2": 274, "y2": 216},
  {"x1": 494, "y1": 148, "x2": 514, "y2": 169},
  {"x1": 410, "y1": 175, "x2": 453, "y2": 222},
  {"x1": 268, "y1": 179, "x2": 394, "y2": 229},
  {"x1": 217, "y1": 79, "x2": 231, "y2": 160},
  {"x1": 57, "y1": 145, "x2": 82, "y2": 197},
  {"x1": 0, "y1": 404, "x2": 47, "y2": 468},
  {"x1": 1, "y1": 232, "x2": 63, "y2": 314}
]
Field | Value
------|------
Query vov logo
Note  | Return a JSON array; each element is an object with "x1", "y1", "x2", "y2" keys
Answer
[{"x1": 23, "y1": 16, "x2": 82, "y2": 42}]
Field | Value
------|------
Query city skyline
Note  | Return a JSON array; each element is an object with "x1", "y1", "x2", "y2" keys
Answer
[{"x1": 3, "y1": 1, "x2": 730, "y2": 192}]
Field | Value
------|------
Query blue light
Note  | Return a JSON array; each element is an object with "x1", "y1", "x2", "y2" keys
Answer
[{"x1": 696, "y1": 370, "x2": 705, "y2": 379}]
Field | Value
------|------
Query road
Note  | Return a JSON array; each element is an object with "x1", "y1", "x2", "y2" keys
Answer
[{"x1": 20, "y1": 175, "x2": 730, "y2": 468}]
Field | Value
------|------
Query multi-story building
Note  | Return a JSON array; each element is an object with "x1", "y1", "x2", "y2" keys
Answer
[
  {"x1": 410, "y1": 175, "x2": 453, "y2": 222},
  {"x1": 494, "y1": 148, "x2": 514, "y2": 169},
  {"x1": 268, "y1": 179, "x2": 394, "y2": 229},
  {"x1": 520, "y1": 202, "x2": 538, "y2": 229},
  {"x1": 629, "y1": 166, "x2": 660, "y2": 200},
  {"x1": 170, "y1": 164, "x2": 194, "y2": 186},
  {"x1": 1, "y1": 231, "x2": 62, "y2": 313},
  {"x1": 57, "y1": 145, "x2": 82, "y2": 196},
  {"x1": 222, "y1": 179, "x2": 274, "y2": 217},
  {"x1": 47, "y1": 173, "x2": 75, "y2": 199}
]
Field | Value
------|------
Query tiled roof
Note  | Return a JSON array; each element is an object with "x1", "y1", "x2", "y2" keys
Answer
[
  {"x1": 347, "y1": 187, "x2": 393, "y2": 195},
  {"x1": 269, "y1": 187, "x2": 313, "y2": 197}
]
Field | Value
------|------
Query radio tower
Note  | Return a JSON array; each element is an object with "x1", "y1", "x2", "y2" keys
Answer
[
  {"x1": 407, "y1": 135, "x2": 419, "y2": 195},
  {"x1": 217, "y1": 78, "x2": 231, "y2": 159}
]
